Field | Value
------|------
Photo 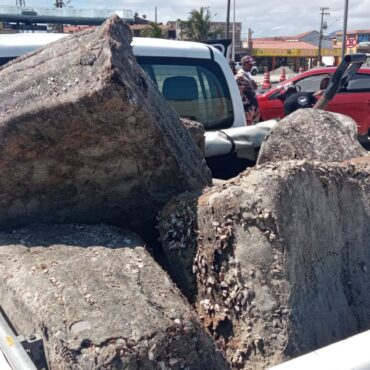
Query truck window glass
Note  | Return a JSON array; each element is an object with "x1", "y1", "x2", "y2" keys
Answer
[
  {"x1": 137, "y1": 56, "x2": 234, "y2": 130},
  {"x1": 0, "y1": 57, "x2": 15, "y2": 66},
  {"x1": 344, "y1": 73, "x2": 370, "y2": 92}
]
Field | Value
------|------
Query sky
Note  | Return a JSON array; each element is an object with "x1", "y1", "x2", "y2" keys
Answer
[{"x1": 1, "y1": 0, "x2": 370, "y2": 38}]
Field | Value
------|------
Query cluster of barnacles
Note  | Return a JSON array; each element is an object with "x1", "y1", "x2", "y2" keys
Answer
[
  {"x1": 193, "y1": 217, "x2": 254, "y2": 319},
  {"x1": 230, "y1": 338, "x2": 264, "y2": 368},
  {"x1": 160, "y1": 206, "x2": 196, "y2": 250}
]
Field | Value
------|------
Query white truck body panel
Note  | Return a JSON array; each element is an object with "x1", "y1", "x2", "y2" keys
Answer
[
  {"x1": 0, "y1": 350, "x2": 12, "y2": 370},
  {"x1": 0, "y1": 32, "x2": 67, "y2": 57},
  {"x1": 269, "y1": 330, "x2": 370, "y2": 370}
]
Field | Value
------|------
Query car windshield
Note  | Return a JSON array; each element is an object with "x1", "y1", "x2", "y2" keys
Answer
[
  {"x1": 295, "y1": 73, "x2": 331, "y2": 93},
  {"x1": 136, "y1": 56, "x2": 234, "y2": 130},
  {"x1": 267, "y1": 73, "x2": 332, "y2": 100}
]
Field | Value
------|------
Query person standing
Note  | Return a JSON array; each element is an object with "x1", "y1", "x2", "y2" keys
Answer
[{"x1": 235, "y1": 55, "x2": 260, "y2": 125}]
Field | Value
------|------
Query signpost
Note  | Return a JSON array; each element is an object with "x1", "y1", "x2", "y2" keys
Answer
[
  {"x1": 341, "y1": 0, "x2": 349, "y2": 60},
  {"x1": 346, "y1": 37, "x2": 357, "y2": 49}
]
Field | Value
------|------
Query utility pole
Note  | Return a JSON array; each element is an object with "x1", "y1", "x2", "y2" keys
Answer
[
  {"x1": 341, "y1": 0, "x2": 349, "y2": 60},
  {"x1": 318, "y1": 7, "x2": 330, "y2": 66},
  {"x1": 232, "y1": 0, "x2": 235, "y2": 61},
  {"x1": 16, "y1": 0, "x2": 26, "y2": 6},
  {"x1": 55, "y1": 0, "x2": 64, "y2": 7},
  {"x1": 54, "y1": 0, "x2": 68, "y2": 32},
  {"x1": 155, "y1": 6, "x2": 157, "y2": 23},
  {"x1": 226, "y1": 0, "x2": 231, "y2": 39},
  {"x1": 248, "y1": 28, "x2": 253, "y2": 54}
]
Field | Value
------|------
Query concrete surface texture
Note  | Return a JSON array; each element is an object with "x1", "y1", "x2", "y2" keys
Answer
[
  {"x1": 159, "y1": 158, "x2": 370, "y2": 369},
  {"x1": 0, "y1": 16, "x2": 211, "y2": 239},
  {"x1": 258, "y1": 109, "x2": 368, "y2": 165},
  {"x1": 0, "y1": 224, "x2": 229, "y2": 370}
]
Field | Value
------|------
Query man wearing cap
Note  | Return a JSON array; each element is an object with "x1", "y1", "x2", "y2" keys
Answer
[{"x1": 235, "y1": 55, "x2": 260, "y2": 125}]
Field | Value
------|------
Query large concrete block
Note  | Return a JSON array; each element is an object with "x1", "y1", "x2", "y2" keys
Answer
[
  {"x1": 159, "y1": 158, "x2": 370, "y2": 369},
  {"x1": 257, "y1": 109, "x2": 367, "y2": 165},
  {"x1": 0, "y1": 224, "x2": 229, "y2": 370},
  {"x1": 0, "y1": 17, "x2": 211, "y2": 236}
]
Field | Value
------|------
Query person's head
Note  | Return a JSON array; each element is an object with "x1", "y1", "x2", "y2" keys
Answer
[
  {"x1": 229, "y1": 60, "x2": 237, "y2": 75},
  {"x1": 320, "y1": 76, "x2": 330, "y2": 90},
  {"x1": 241, "y1": 55, "x2": 256, "y2": 72}
]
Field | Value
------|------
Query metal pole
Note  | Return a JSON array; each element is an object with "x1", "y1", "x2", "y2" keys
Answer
[
  {"x1": 0, "y1": 311, "x2": 37, "y2": 370},
  {"x1": 226, "y1": 0, "x2": 230, "y2": 39},
  {"x1": 318, "y1": 7, "x2": 330, "y2": 66},
  {"x1": 341, "y1": 0, "x2": 349, "y2": 60},
  {"x1": 232, "y1": 0, "x2": 235, "y2": 60},
  {"x1": 317, "y1": 11, "x2": 324, "y2": 66}
]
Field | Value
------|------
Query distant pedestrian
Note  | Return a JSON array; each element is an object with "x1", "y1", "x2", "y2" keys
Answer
[
  {"x1": 229, "y1": 60, "x2": 237, "y2": 75},
  {"x1": 235, "y1": 55, "x2": 260, "y2": 125}
]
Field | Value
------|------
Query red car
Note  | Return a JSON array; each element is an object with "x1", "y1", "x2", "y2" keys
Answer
[{"x1": 258, "y1": 67, "x2": 370, "y2": 140}]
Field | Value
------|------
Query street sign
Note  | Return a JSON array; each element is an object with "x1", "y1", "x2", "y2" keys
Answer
[{"x1": 346, "y1": 37, "x2": 357, "y2": 49}]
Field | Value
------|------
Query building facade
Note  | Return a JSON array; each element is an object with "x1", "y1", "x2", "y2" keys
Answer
[
  {"x1": 242, "y1": 30, "x2": 340, "y2": 72},
  {"x1": 335, "y1": 29, "x2": 370, "y2": 56}
]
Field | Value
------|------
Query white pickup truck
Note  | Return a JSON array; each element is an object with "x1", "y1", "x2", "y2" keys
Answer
[{"x1": 0, "y1": 33, "x2": 275, "y2": 179}]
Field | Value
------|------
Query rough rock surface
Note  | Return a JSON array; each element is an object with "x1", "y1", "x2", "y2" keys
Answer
[
  {"x1": 0, "y1": 17, "x2": 211, "y2": 235},
  {"x1": 0, "y1": 224, "x2": 229, "y2": 370},
  {"x1": 158, "y1": 192, "x2": 200, "y2": 300},
  {"x1": 181, "y1": 119, "x2": 206, "y2": 156},
  {"x1": 257, "y1": 109, "x2": 368, "y2": 165},
  {"x1": 159, "y1": 159, "x2": 370, "y2": 369}
]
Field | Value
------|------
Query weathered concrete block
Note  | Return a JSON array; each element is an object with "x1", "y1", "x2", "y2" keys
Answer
[
  {"x1": 0, "y1": 17, "x2": 211, "y2": 237},
  {"x1": 159, "y1": 159, "x2": 370, "y2": 369},
  {"x1": 257, "y1": 109, "x2": 367, "y2": 165},
  {"x1": 0, "y1": 224, "x2": 229, "y2": 370},
  {"x1": 181, "y1": 118, "x2": 206, "y2": 156}
]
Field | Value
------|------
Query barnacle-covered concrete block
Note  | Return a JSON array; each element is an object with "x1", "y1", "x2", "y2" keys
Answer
[
  {"x1": 0, "y1": 16, "x2": 211, "y2": 236},
  {"x1": 159, "y1": 158, "x2": 370, "y2": 369},
  {"x1": 181, "y1": 118, "x2": 206, "y2": 156},
  {"x1": 257, "y1": 109, "x2": 367, "y2": 165},
  {"x1": 0, "y1": 224, "x2": 229, "y2": 370}
]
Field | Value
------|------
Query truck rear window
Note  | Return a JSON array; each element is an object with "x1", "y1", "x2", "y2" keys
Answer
[{"x1": 136, "y1": 56, "x2": 234, "y2": 130}]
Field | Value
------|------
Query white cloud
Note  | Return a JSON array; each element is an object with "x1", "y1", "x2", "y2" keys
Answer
[{"x1": 1, "y1": 0, "x2": 370, "y2": 37}]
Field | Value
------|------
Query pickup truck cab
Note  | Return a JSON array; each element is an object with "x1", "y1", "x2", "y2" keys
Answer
[{"x1": 0, "y1": 33, "x2": 246, "y2": 130}]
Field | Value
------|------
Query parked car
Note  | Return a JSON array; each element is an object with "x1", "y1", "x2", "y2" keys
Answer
[
  {"x1": 235, "y1": 61, "x2": 258, "y2": 75},
  {"x1": 258, "y1": 67, "x2": 370, "y2": 140}
]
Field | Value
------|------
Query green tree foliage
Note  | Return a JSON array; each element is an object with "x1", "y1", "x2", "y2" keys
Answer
[
  {"x1": 183, "y1": 7, "x2": 216, "y2": 41},
  {"x1": 141, "y1": 22, "x2": 166, "y2": 38}
]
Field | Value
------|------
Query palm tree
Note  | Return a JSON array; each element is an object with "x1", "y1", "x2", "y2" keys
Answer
[
  {"x1": 183, "y1": 7, "x2": 215, "y2": 42},
  {"x1": 141, "y1": 22, "x2": 166, "y2": 38}
]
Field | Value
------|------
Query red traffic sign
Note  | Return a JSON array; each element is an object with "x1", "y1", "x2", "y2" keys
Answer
[{"x1": 346, "y1": 37, "x2": 357, "y2": 48}]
